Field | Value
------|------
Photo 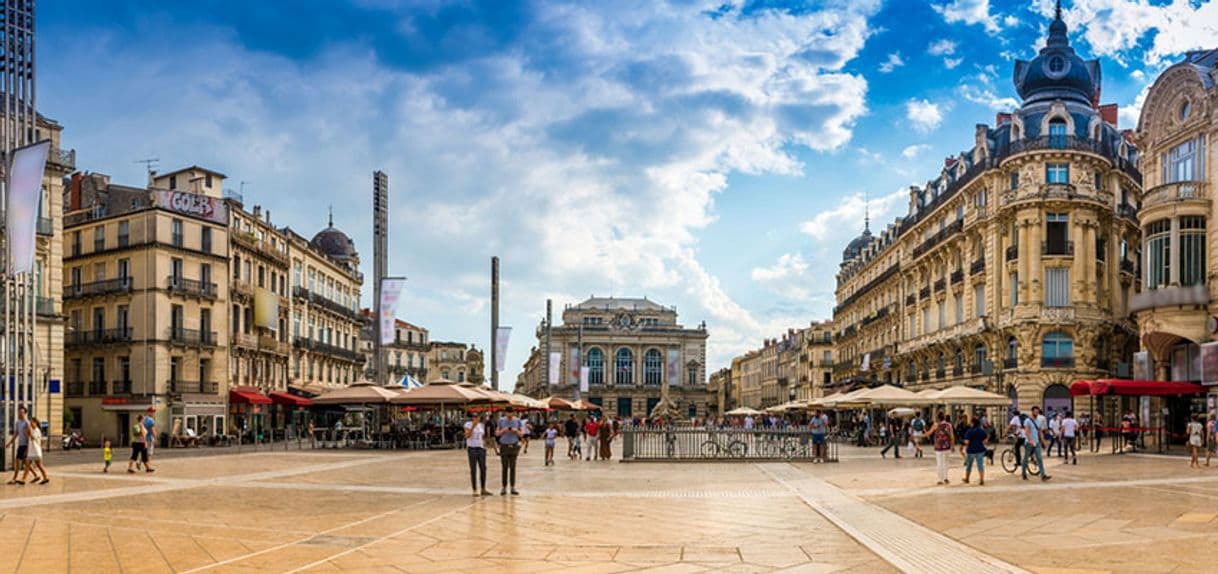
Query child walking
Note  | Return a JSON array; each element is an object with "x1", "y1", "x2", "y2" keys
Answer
[
  {"x1": 103, "y1": 439, "x2": 113, "y2": 473},
  {"x1": 544, "y1": 422, "x2": 558, "y2": 466}
]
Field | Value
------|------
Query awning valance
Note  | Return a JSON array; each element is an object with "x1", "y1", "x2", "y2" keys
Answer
[
  {"x1": 269, "y1": 392, "x2": 312, "y2": 407},
  {"x1": 1069, "y1": 379, "x2": 1206, "y2": 397},
  {"x1": 229, "y1": 387, "x2": 273, "y2": 405}
]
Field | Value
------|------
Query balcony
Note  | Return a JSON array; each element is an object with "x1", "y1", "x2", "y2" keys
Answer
[
  {"x1": 36, "y1": 296, "x2": 55, "y2": 317},
  {"x1": 111, "y1": 380, "x2": 133, "y2": 395},
  {"x1": 1008, "y1": 135, "x2": 1108, "y2": 157},
  {"x1": 970, "y1": 362, "x2": 983, "y2": 374},
  {"x1": 233, "y1": 332, "x2": 258, "y2": 349},
  {"x1": 1003, "y1": 358, "x2": 1018, "y2": 370},
  {"x1": 919, "y1": 287, "x2": 930, "y2": 300},
  {"x1": 952, "y1": 366, "x2": 964, "y2": 377},
  {"x1": 1042, "y1": 356, "x2": 1075, "y2": 369},
  {"x1": 1120, "y1": 259, "x2": 1135, "y2": 275},
  {"x1": 1131, "y1": 284, "x2": 1210, "y2": 313},
  {"x1": 169, "y1": 380, "x2": 219, "y2": 394},
  {"x1": 970, "y1": 258, "x2": 985, "y2": 275},
  {"x1": 950, "y1": 269, "x2": 963, "y2": 285},
  {"x1": 912, "y1": 219, "x2": 964, "y2": 259},
  {"x1": 167, "y1": 276, "x2": 217, "y2": 299},
  {"x1": 905, "y1": 294, "x2": 916, "y2": 306},
  {"x1": 934, "y1": 279, "x2": 946, "y2": 293},
  {"x1": 232, "y1": 279, "x2": 254, "y2": 298},
  {"x1": 233, "y1": 231, "x2": 289, "y2": 265},
  {"x1": 65, "y1": 277, "x2": 133, "y2": 300},
  {"x1": 88, "y1": 381, "x2": 108, "y2": 395},
  {"x1": 314, "y1": 340, "x2": 365, "y2": 363},
  {"x1": 50, "y1": 147, "x2": 76, "y2": 171},
  {"x1": 1005, "y1": 245, "x2": 1018, "y2": 261},
  {"x1": 1143, "y1": 181, "x2": 1208, "y2": 210},
  {"x1": 1117, "y1": 203, "x2": 1139, "y2": 222},
  {"x1": 66, "y1": 382, "x2": 84, "y2": 396},
  {"x1": 66, "y1": 328, "x2": 133, "y2": 346},
  {"x1": 36, "y1": 217, "x2": 51, "y2": 236},
  {"x1": 259, "y1": 334, "x2": 290, "y2": 355},
  {"x1": 1042, "y1": 240, "x2": 1074, "y2": 257},
  {"x1": 294, "y1": 287, "x2": 360, "y2": 321},
  {"x1": 169, "y1": 328, "x2": 218, "y2": 347},
  {"x1": 935, "y1": 368, "x2": 946, "y2": 379}
]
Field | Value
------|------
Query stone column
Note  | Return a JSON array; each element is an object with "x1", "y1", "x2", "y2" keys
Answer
[
  {"x1": 1070, "y1": 217, "x2": 1086, "y2": 305},
  {"x1": 1169, "y1": 217, "x2": 1180, "y2": 286}
]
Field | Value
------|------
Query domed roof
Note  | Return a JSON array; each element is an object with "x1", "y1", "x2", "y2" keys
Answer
[
  {"x1": 311, "y1": 211, "x2": 358, "y2": 261},
  {"x1": 1012, "y1": 3, "x2": 1099, "y2": 107},
  {"x1": 841, "y1": 228, "x2": 873, "y2": 262}
]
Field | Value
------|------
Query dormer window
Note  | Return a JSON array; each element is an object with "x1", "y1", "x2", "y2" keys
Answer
[{"x1": 1048, "y1": 119, "x2": 1067, "y2": 148}]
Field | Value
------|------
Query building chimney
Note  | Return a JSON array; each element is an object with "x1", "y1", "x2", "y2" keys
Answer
[
  {"x1": 995, "y1": 112, "x2": 1011, "y2": 126},
  {"x1": 1099, "y1": 104, "x2": 1119, "y2": 128},
  {"x1": 253, "y1": 205, "x2": 262, "y2": 219},
  {"x1": 265, "y1": 210, "x2": 271, "y2": 223},
  {"x1": 147, "y1": 170, "x2": 156, "y2": 188},
  {"x1": 68, "y1": 172, "x2": 83, "y2": 211}
]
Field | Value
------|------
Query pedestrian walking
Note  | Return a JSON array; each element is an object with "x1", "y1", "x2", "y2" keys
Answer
[
  {"x1": 1061, "y1": 411, "x2": 1078, "y2": 465},
  {"x1": 1047, "y1": 413, "x2": 1062, "y2": 457},
  {"x1": 521, "y1": 418, "x2": 532, "y2": 455},
  {"x1": 1022, "y1": 406, "x2": 1051, "y2": 482},
  {"x1": 5, "y1": 405, "x2": 30, "y2": 485},
  {"x1": 932, "y1": 412, "x2": 955, "y2": 485},
  {"x1": 1188, "y1": 415, "x2": 1204, "y2": 469},
  {"x1": 1208, "y1": 415, "x2": 1218, "y2": 467},
  {"x1": 127, "y1": 415, "x2": 155, "y2": 473},
  {"x1": 809, "y1": 409, "x2": 828, "y2": 463},
  {"x1": 1007, "y1": 410, "x2": 1026, "y2": 469},
  {"x1": 464, "y1": 414, "x2": 490, "y2": 496},
  {"x1": 962, "y1": 416, "x2": 987, "y2": 486},
  {"x1": 544, "y1": 422, "x2": 558, "y2": 466},
  {"x1": 599, "y1": 418, "x2": 614, "y2": 460},
  {"x1": 910, "y1": 412, "x2": 926, "y2": 458},
  {"x1": 584, "y1": 416, "x2": 600, "y2": 461},
  {"x1": 103, "y1": 439, "x2": 113, "y2": 473},
  {"x1": 496, "y1": 408, "x2": 523, "y2": 496},
  {"x1": 141, "y1": 407, "x2": 157, "y2": 470},
  {"x1": 880, "y1": 417, "x2": 901, "y2": 459},
  {"x1": 564, "y1": 415, "x2": 579, "y2": 459},
  {"x1": 23, "y1": 418, "x2": 48, "y2": 485}
]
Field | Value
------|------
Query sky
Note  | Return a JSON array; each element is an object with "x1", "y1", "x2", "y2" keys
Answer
[{"x1": 36, "y1": 0, "x2": 1218, "y2": 389}]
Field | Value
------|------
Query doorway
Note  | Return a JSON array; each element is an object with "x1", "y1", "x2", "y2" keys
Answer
[{"x1": 117, "y1": 412, "x2": 130, "y2": 446}]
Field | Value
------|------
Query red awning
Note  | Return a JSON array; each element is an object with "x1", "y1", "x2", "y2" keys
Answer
[
  {"x1": 269, "y1": 392, "x2": 312, "y2": 407},
  {"x1": 229, "y1": 388, "x2": 273, "y2": 405},
  {"x1": 1069, "y1": 379, "x2": 1206, "y2": 397}
]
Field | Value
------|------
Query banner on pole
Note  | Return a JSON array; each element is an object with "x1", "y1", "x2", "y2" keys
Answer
[
  {"x1": 6, "y1": 141, "x2": 50, "y2": 274},
  {"x1": 378, "y1": 278, "x2": 406, "y2": 345},
  {"x1": 666, "y1": 349, "x2": 680, "y2": 384},
  {"x1": 569, "y1": 345, "x2": 581, "y2": 385},
  {"x1": 548, "y1": 351, "x2": 562, "y2": 386},
  {"x1": 861, "y1": 353, "x2": 871, "y2": 372},
  {"x1": 580, "y1": 366, "x2": 590, "y2": 393},
  {"x1": 494, "y1": 326, "x2": 512, "y2": 372}
]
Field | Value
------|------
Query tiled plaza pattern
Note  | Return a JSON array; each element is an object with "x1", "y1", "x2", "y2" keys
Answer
[{"x1": 0, "y1": 443, "x2": 1216, "y2": 573}]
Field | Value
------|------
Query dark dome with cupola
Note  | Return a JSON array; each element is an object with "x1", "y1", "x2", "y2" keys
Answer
[{"x1": 1013, "y1": 2, "x2": 1099, "y2": 107}]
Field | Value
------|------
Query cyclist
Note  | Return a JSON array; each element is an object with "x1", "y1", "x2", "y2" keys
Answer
[{"x1": 1006, "y1": 410, "x2": 1026, "y2": 470}]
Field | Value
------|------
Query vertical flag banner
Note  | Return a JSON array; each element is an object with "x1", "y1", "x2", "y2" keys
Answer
[
  {"x1": 254, "y1": 288, "x2": 278, "y2": 330},
  {"x1": 580, "y1": 366, "x2": 590, "y2": 393},
  {"x1": 494, "y1": 326, "x2": 512, "y2": 372},
  {"x1": 1133, "y1": 351, "x2": 1151, "y2": 381},
  {"x1": 568, "y1": 345, "x2": 581, "y2": 385},
  {"x1": 7, "y1": 141, "x2": 50, "y2": 274},
  {"x1": 1203, "y1": 342, "x2": 1218, "y2": 385},
  {"x1": 666, "y1": 349, "x2": 680, "y2": 384},
  {"x1": 548, "y1": 351, "x2": 562, "y2": 385},
  {"x1": 861, "y1": 353, "x2": 871, "y2": 372},
  {"x1": 378, "y1": 278, "x2": 406, "y2": 345}
]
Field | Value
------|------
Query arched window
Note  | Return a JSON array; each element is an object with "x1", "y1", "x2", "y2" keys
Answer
[
  {"x1": 1043, "y1": 384, "x2": 1072, "y2": 415},
  {"x1": 1042, "y1": 332, "x2": 1074, "y2": 368},
  {"x1": 1146, "y1": 219, "x2": 1170, "y2": 289},
  {"x1": 954, "y1": 348, "x2": 964, "y2": 373},
  {"x1": 974, "y1": 344, "x2": 987, "y2": 372},
  {"x1": 1006, "y1": 337, "x2": 1018, "y2": 368},
  {"x1": 937, "y1": 353, "x2": 946, "y2": 378},
  {"x1": 644, "y1": 349, "x2": 663, "y2": 386},
  {"x1": 615, "y1": 348, "x2": 634, "y2": 385},
  {"x1": 586, "y1": 348, "x2": 604, "y2": 385},
  {"x1": 1049, "y1": 118, "x2": 1067, "y2": 148}
]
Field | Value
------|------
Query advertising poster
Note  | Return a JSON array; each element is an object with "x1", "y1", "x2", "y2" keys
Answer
[
  {"x1": 1203, "y1": 342, "x2": 1218, "y2": 385},
  {"x1": 1133, "y1": 351, "x2": 1151, "y2": 381}
]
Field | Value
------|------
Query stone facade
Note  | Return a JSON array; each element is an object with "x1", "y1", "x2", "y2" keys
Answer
[
  {"x1": 284, "y1": 223, "x2": 364, "y2": 392},
  {"x1": 516, "y1": 297, "x2": 709, "y2": 419},
  {"x1": 226, "y1": 200, "x2": 291, "y2": 393},
  {"x1": 427, "y1": 341, "x2": 484, "y2": 384},
  {"x1": 1132, "y1": 50, "x2": 1217, "y2": 383},
  {"x1": 726, "y1": 321, "x2": 834, "y2": 409},
  {"x1": 832, "y1": 11, "x2": 1142, "y2": 413}
]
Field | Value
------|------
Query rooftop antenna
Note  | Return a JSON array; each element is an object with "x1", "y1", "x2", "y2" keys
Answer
[
  {"x1": 1055, "y1": 0, "x2": 1062, "y2": 20},
  {"x1": 135, "y1": 157, "x2": 159, "y2": 179},
  {"x1": 328, "y1": 205, "x2": 334, "y2": 227},
  {"x1": 239, "y1": 180, "x2": 250, "y2": 196},
  {"x1": 863, "y1": 191, "x2": 870, "y2": 232}
]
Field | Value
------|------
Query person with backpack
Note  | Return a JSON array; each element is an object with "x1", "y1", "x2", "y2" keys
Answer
[
  {"x1": 910, "y1": 413, "x2": 926, "y2": 458},
  {"x1": 1022, "y1": 406, "x2": 1051, "y2": 482},
  {"x1": 932, "y1": 412, "x2": 955, "y2": 485},
  {"x1": 127, "y1": 417, "x2": 155, "y2": 474}
]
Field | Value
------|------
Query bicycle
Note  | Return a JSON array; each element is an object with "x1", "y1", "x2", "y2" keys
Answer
[
  {"x1": 1000, "y1": 441, "x2": 1040, "y2": 476},
  {"x1": 700, "y1": 433, "x2": 749, "y2": 458}
]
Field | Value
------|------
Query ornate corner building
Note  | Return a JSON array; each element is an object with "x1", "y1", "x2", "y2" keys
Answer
[
  {"x1": 831, "y1": 9, "x2": 1142, "y2": 410},
  {"x1": 1132, "y1": 50, "x2": 1217, "y2": 381}
]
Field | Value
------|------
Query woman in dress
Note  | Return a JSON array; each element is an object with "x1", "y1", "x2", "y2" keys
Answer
[
  {"x1": 599, "y1": 417, "x2": 614, "y2": 460},
  {"x1": 23, "y1": 417, "x2": 49, "y2": 484},
  {"x1": 1188, "y1": 415, "x2": 1204, "y2": 469}
]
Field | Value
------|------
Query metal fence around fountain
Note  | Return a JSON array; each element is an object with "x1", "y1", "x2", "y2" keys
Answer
[{"x1": 620, "y1": 426, "x2": 837, "y2": 462}]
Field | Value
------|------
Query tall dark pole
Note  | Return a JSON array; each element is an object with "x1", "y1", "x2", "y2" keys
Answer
[
  {"x1": 544, "y1": 299, "x2": 552, "y2": 392},
  {"x1": 491, "y1": 256, "x2": 500, "y2": 390},
  {"x1": 373, "y1": 171, "x2": 388, "y2": 387}
]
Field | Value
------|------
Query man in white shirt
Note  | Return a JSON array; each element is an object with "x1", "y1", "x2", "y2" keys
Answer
[
  {"x1": 1060, "y1": 411, "x2": 1078, "y2": 465},
  {"x1": 744, "y1": 416, "x2": 755, "y2": 430},
  {"x1": 1007, "y1": 411, "x2": 1026, "y2": 469},
  {"x1": 1047, "y1": 413, "x2": 1062, "y2": 457}
]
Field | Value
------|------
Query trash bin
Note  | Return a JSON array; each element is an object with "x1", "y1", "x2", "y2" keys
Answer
[{"x1": 159, "y1": 431, "x2": 169, "y2": 449}]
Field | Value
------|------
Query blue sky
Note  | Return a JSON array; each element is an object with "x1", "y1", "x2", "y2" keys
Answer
[{"x1": 37, "y1": 0, "x2": 1218, "y2": 388}]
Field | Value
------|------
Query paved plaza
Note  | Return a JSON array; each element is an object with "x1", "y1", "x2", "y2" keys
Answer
[{"x1": 0, "y1": 445, "x2": 1217, "y2": 573}]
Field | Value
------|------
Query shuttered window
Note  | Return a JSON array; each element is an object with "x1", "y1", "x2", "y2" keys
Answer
[
  {"x1": 1045, "y1": 268, "x2": 1070, "y2": 307},
  {"x1": 974, "y1": 284, "x2": 985, "y2": 317},
  {"x1": 1009, "y1": 272, "x2": 1019, "y2": 306}
]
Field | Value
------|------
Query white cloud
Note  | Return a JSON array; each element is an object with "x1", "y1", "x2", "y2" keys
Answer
[
  {"x1": 943, "y1": 57, "x2": 963, "y2": 69},
  {"x1": 957, "y1": 84, "x2": 1019, "y2": 111},
  {"x1": 933, "y1": 0, "x2": 1002, "y2": 34},
  {"x1": 799, "y1": 189, "x2": 906, "y2": 240},
  {"x1": 42, "y1": 1, "x2": 886, "y2": 378},
  {"x1": 1040, "y1": 0, "x2": 1218, "y2": 66},
  {"x1": 902, "y1": 144, "x2": 932, "y2": 159},
  {"x1": 905, "y1": 99, "x2": 944, "y2": 133},
  {"x1": 751, "y1": 253, "x2": 811, "y2": 300},
  {"x1": 927, "y1": 39, "x2": 958, "y2": 56},
  {"x1": 1119, "y1": 83, "x2": 1151, "y2": 129},
  {"x1": 878, "y1": 52, "x2": 905, "y2": 73}
]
